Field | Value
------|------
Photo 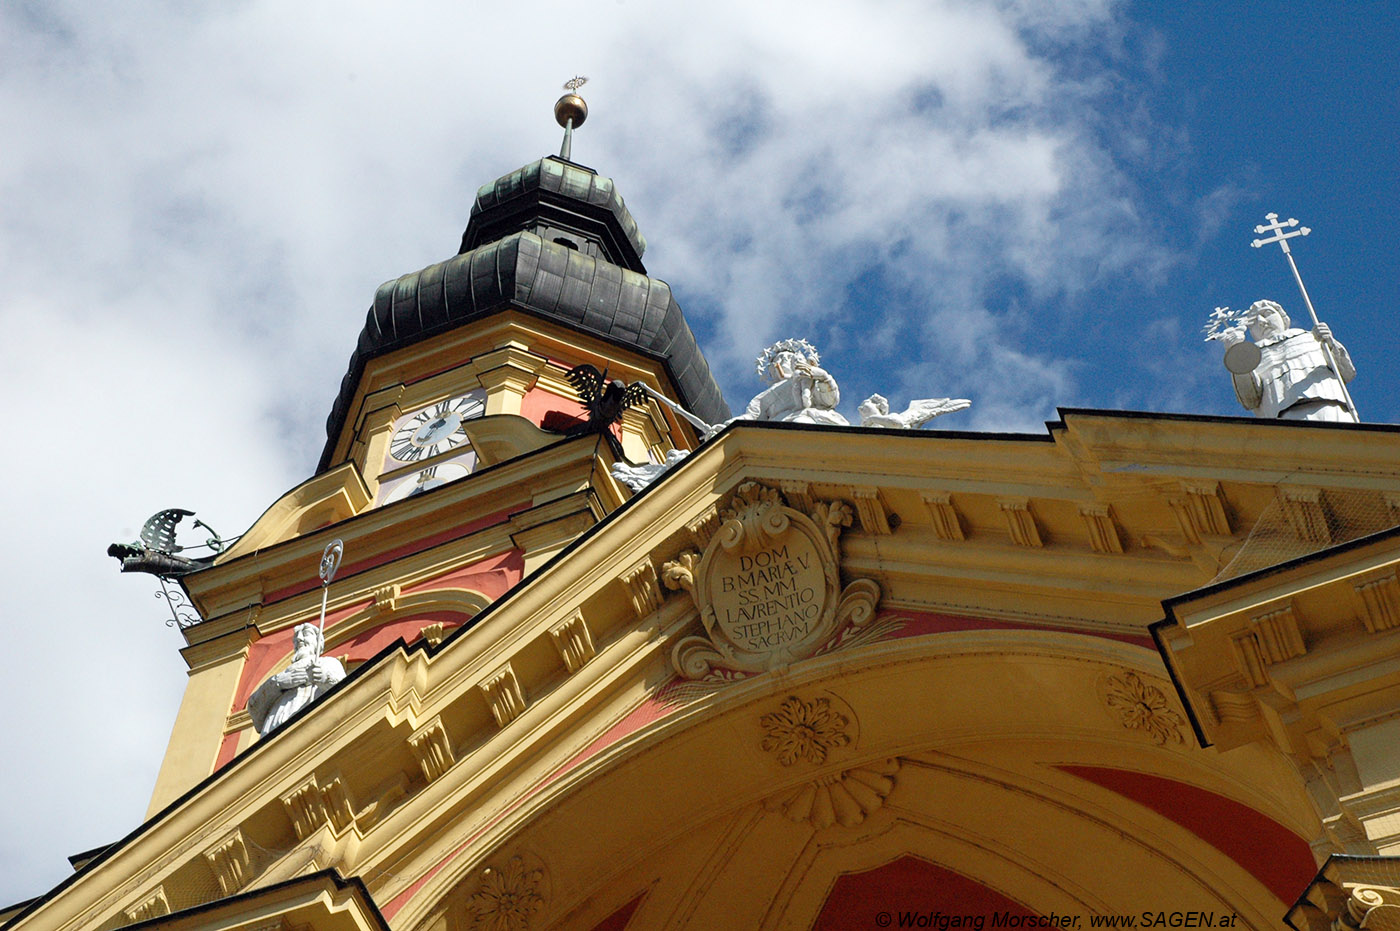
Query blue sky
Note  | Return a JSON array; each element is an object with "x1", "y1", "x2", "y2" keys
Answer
[
  {"x1": 1, "y1": 0, "x2": 1396, "y2": 908},
  {"x1": 1065, "y1": 1, "x2": 1399, "y2": 422}
]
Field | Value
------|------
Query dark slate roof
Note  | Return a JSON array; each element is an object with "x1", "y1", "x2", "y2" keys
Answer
[
  {"x1": 468, "y1": 158, "x2": 646, "y2": 261},
  {"x1": 318, "y1": 231, "x2": 729, "y2": 471}
]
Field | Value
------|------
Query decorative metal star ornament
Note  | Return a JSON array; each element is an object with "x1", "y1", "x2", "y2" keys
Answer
[{"x1": 755, "y1": 338, "x2": 820, "y2": 378}]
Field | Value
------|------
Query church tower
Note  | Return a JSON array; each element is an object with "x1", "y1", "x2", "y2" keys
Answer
[
  {"x1": 15, "y1": 91, "x2": 1400, "y2": 931},
  {"x1": 141, "y1": 89, "x2": 730, "y2": 816}
]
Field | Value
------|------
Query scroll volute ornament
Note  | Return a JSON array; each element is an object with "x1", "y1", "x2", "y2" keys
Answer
[
  {"x1": 1341, "y1": 886, "x2": 1400, "y2": 931},
  {"x1": 664, "y1": 482, "x2": 880, "y2": 679}
]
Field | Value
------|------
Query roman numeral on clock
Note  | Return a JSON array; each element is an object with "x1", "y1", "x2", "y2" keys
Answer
[
  {"x1": 391, "y1": 441, "x2": 424, "y2": 462},
  {"x1": 387, "y1": 392, "x2": 485, "y2": 463}
]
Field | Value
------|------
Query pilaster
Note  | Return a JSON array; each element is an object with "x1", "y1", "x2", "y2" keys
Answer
[{"x1": 474, "y1": 344, "x2": 548, "y2": 416}]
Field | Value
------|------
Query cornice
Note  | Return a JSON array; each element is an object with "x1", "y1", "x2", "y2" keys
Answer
[
  {"x1": 1157, "y1": 531, "x2": 1400, "y2": 743},
  {"x1": 1155, "y1": 528, "x2": 1400, "y2": 861},
  {"x1": 1055, "y1": 408, "x2": 1400, "y2": 488},
  {"x1": 323, "y1": 310, "x2": 706, "y2": 471},
  {"x1": 184, "y1": 436, "x2": 604, "y2": 623},
  {"x1": 1286, "y1": 855, "x2": 1400, "y2": 931},
  {"x1": 116, "y1": 871, "x2": 387, "y2": 931}
]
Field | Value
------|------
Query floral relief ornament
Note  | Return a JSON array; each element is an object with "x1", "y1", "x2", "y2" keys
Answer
[
  {"x1": 761, "y1": 695, "x2": 853, "y2": 765},
  {"x1": 1103, "y1": 670, "x2": 1186, "y2": 746},
  {"x1": 469, "y1": 856, "x2": 545, "y2": 931}
]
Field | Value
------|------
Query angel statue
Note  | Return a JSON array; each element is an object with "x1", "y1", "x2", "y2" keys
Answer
[
  {"x1": 858, "y1": 393, "x2": 971, "y2": 429},
  {"x1": 612, "y1": 448, "x2": 690, "y2": 493},
  {"x1": 734, "y1": 338, "x2": 849, "y2": 426}
]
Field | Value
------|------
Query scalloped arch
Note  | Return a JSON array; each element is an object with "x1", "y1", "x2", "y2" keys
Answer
[
  {"x1": 233, "y1": 588, "x2": 495, "y2": 719},
  {"x1": 322, "y1": 588, "x2": 494, "y2": 656}
]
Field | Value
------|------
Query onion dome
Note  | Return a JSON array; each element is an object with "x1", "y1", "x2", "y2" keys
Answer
[{"x1": 319, "y1": 156, "x2": 729, "y2": 471}]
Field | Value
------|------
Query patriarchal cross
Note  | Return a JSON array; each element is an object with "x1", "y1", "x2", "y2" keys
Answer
[{"x1": 1251, "y1": 212, "x2": 1310, "y2": 253}]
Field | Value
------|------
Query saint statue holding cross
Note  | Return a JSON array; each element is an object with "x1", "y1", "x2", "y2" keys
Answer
[
  {"x1": 1218, "y1": 300, "x2": 1356, "y2": 422},
  {"x1": 247, "y1": 623, "x2": 346, "y2": 736},
  {"x1": 1205, "y1": 212, "x2": 1360, "y2": 424}
]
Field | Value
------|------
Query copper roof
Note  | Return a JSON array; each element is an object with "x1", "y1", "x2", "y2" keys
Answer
[{"x1": 318, "y1": 158, "x2": 729, "y2": 472}]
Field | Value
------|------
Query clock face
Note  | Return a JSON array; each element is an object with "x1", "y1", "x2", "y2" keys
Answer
[
  {"x1": 389, "y1": 392, "x2": 486, "y2": 463},
  {"x1": 381, "y1": 461, "x2": 473, "y2": 504}
]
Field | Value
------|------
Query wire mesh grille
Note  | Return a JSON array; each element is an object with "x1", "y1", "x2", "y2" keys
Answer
[{"x1": 1212, "y1": 488, "x2": 1399, "y2": 583}]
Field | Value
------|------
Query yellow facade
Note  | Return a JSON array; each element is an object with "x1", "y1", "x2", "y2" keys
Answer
[{"x1": 7, "y1": 152, "x2": 1400, "y2": 931}]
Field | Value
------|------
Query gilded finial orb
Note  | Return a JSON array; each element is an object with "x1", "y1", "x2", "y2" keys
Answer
[
  {"x1": 555, "y1": 75, "x2": 589, "y2": 128},
  {"x1": 554, "y1": 93, "x2": 587, "y2": 128}
]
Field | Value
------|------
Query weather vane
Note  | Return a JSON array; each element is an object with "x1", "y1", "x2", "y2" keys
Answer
[
  {"x1": 317, "y1": 539, "x2": 343, "y2": 636},
  {"x1": 108, "y1": 508, "x2": 236, "y2": 630},
  {"x1": 555, "y1": 76, "x2": 589, "y2": 161}
]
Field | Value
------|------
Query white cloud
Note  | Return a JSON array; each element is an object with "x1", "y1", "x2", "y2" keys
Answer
[
  {"x1": 0, "y1": 0, "x2": 1196, "y2": 904},
  {"x1": 0, "y1": 298, "x2": 298, "y2": 902}
]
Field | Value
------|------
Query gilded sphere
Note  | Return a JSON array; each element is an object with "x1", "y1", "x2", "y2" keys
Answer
[{"x1": 554, "y1": 93, "x2": 588, "y2": 128}]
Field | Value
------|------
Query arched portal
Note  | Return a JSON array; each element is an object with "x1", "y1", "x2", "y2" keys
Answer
[{"x1": 397, "y1": 630, "x2": 1320, "y2": 931}]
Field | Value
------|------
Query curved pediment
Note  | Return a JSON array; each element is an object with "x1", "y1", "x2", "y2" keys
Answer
[
  {"x1": 460, "y1": 413, "x2": 560, "y2": 467},
  {"x1": 217, "y1": 462, "x2": 371, "y2": 563}
]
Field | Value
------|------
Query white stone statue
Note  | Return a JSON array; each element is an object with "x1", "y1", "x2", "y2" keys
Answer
[
  {"x1": 612, "y1": 341, "x2": 973, "y2": 494},
  {"x1": 247, "y1": 623, "x2": 346, "y2": 736},
  {"x1": 1218, "y1": 300, "x2": 1357, "y2": 422},
  {"x1": 734, "y1": 338, "x2": 849, "y2": 426},
  {"x1": 612, "y1": 448, "x2": 689, "y2": 493},
  {"x1": 857, "y1": 393, "x2": 971, "y2": 429}
]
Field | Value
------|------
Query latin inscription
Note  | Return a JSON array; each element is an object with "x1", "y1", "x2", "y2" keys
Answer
[{"x1": 710, "y1": 537, "x2": 827, "y2": 653}]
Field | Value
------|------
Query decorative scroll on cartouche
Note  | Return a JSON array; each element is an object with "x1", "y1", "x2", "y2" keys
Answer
[{"x1": 663, "y1": 482, "x2": 880, "y2": 680}]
